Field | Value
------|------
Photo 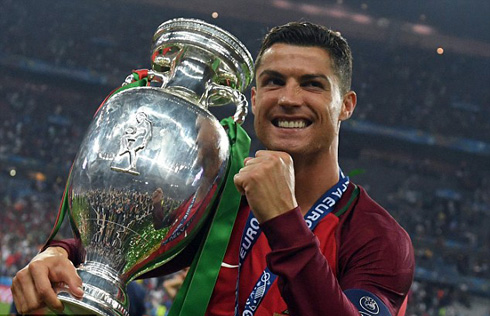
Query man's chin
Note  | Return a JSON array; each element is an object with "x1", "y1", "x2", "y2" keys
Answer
[{"x1": 263, "y1": 143, "x2": 303, "y2": 155}]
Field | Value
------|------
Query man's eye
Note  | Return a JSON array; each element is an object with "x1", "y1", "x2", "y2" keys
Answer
[
  {"x1": 304, "y1": 81, "x2": 324, "y2": 89},
  {"x1": 264, "y1": 78, "x2": 284, "y2": 86}
]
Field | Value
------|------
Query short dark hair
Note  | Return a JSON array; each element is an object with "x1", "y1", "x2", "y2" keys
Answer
[{"x1": 255, "y1": 21, "x2": 353, "y2": 94}]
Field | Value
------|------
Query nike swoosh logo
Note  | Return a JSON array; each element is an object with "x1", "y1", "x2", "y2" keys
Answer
[{"x1": 221, "y1": 262, "x2": 239, "y2": 268}]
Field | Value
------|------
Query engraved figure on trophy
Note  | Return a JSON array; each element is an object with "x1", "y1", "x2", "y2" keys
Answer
[{"x1": 111, "y1": 111, "x2": 153, "y2": 175}]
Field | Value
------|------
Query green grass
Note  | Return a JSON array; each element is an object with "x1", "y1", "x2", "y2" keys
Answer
[{"x1": 0, "y1": 302, "x2": 11, "y2": 315}]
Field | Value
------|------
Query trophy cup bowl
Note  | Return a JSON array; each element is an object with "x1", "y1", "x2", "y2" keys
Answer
[{"x1": 56, "y1": 18, "x2": 253, "y2": 316}]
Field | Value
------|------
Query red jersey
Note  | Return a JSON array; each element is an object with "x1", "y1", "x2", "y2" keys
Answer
[{"x1": 204, "y1": 182, "x2": 414, "y2": 316}]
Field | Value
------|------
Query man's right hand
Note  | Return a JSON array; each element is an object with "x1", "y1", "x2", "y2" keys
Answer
[{"x1": 11, "y1": 246, "x2": 84, "y2": 314}]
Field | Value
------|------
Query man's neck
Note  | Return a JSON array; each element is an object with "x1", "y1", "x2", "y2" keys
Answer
[{"x1": 293, "y1": 154, "x2": 340, "y2": 216}]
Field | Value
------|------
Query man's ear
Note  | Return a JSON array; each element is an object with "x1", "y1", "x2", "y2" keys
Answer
[
  {"x1": 339, "y1": 91, "x2": 357, "y2": 121},
  {"x1": 251, "y1": 86, "x2": 257, "y2": 115}
]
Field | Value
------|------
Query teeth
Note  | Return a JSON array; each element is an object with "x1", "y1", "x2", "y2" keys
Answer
[{"x1": 277, "y1": 120, "x2": 307, "y2": 128}]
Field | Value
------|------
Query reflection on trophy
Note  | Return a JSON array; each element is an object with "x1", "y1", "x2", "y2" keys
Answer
[{"x1": 54, "y1": 18, "x2": 253, "y2": 316}]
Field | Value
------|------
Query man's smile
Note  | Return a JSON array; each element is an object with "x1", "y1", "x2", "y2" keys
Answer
[{"x1": 272, "y1": 118, "x2": 311, "y2": 129}]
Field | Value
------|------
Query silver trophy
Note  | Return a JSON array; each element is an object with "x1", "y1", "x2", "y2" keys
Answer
[{"x1": 54, "y1": 18, "x2": 253, "y2": 316}]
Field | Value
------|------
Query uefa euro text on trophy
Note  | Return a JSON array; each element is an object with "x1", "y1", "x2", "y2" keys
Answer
[{"x1": 46, "y1": 18, "x2": 254, "y2": 316}]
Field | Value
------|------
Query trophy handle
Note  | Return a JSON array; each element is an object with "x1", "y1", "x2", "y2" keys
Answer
[
  {"x1": 203, "y1": 82, "x2": 248, "y2": 124},
  {"x1": 148, "y1": 70, "x2": 170, "y2": 88},
  {"x1": 124, "y1": 69, "x2": 170, "y2": 88}
]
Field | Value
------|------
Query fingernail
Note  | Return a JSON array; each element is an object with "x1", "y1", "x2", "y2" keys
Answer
[{"x1": 73, "y1": 286, "x2": 84, "y2": 297}]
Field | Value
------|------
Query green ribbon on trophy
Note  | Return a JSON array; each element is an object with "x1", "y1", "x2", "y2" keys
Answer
[{"x1": 168, "y1": 116, "x2": 250, "y2": 316}]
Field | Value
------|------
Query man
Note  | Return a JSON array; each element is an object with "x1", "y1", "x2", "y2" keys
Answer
[{"x1": 12, "y1": 22, "x2": 414, "y2": 315}]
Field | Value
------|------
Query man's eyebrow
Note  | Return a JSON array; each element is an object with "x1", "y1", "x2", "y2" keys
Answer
[
  {"x1": 258, "y1": 70, "x2": 330, "y2": 82},
  {"x1": 257, "y1": 69, "x2": 284, "y2": 79},
  {"x1": 301, "y1": 74, "x2": 330, "y2": 82}
]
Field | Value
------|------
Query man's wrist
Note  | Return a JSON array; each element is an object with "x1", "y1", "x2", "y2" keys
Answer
[{"x1": 47, "y1": 246, "x2": 69, "y2": 258}]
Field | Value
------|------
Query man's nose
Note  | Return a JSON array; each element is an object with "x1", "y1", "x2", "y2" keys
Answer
[{"x1": 278, "y1": 83, "x2": 303, "y2": 107}]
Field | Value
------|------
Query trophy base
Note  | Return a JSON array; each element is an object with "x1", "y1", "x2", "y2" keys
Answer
[
  {"x1": 58, "y1": 262, "x2": 129, "y2": 316},
  {"x1": 59, "y1": 293, "x2": 114, "y2": 316}
]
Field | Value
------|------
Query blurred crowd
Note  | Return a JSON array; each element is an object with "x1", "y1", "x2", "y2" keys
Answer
[
  {"x1": 1, "y1": 0, "x2": 489, "y2": 315},
  {"x1": 0, "y1": 77, "x2": 98, "y2": 169},
  {"x1": 352, "y1": 42, "x2": 490, "y2": 142},
  {"x1": 342, "y1": 148, "x2": 490, "y2": 315}
]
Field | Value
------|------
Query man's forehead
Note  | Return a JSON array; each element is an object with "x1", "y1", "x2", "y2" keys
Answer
[
  {"x1": 255, "y1": 44, "x2": 335, "y2": 77},
  {"x1": 264, "y1": 43, "x2": 330, "y2": 57}
]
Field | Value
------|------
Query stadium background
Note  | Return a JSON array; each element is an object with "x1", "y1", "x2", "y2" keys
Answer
[{"x1": 1, "y1": 0, "x2": 489, "y2": 315}]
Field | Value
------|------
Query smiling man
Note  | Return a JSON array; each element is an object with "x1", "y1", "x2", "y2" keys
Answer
[
  {"x1": 12, "y1": 22, "x2": 414, "y2": 316},
  {"x1": 229, "y1": 22, "x2": 414, "y2": 316}
]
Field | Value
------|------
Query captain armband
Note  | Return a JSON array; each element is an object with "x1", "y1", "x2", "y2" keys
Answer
[{"x1": 344, "y1": 289, "x2": 392, "y2": 316}]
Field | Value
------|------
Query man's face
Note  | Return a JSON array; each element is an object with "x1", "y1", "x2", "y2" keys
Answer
[{"x1": 251, "y1": 43, "x2": 355, "y2": 159}]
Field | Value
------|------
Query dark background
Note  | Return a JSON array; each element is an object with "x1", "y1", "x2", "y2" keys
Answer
[{"x1": 1, "y1": 1, "x2": 489, "y2": 315}]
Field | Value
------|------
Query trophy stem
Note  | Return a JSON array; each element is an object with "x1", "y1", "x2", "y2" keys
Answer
[{"x1": 58, "y1": 261, "x2": 129, "y2": 316}]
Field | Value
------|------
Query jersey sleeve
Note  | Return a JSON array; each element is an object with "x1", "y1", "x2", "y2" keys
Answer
[{"x1": 336, "y1": 188, "x2": 415, "y2": 316}]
